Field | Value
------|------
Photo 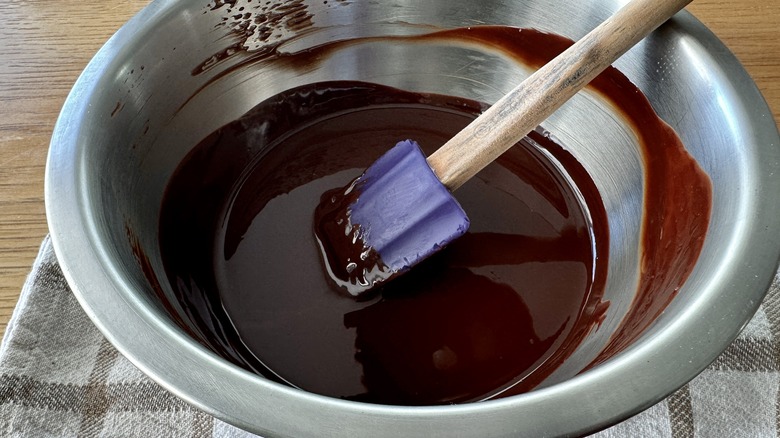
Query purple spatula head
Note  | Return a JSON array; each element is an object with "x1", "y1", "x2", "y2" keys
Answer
[{"x1": 314, "y1": 140, "x2": 470, "y2": 297}]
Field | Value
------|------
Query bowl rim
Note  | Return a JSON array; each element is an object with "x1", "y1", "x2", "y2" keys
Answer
[{"x1": 45, "y1": 0, "x2": 780, "y2": 436}]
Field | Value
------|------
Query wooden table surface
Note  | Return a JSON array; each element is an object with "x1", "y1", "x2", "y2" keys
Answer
[{"x1": 0, "y1": 1, "x2": 777, "y2": 338}]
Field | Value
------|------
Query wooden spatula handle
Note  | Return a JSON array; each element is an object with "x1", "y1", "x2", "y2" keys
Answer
[{"x1": 427, "y1": 0, "x2": 692, "y2": 191}]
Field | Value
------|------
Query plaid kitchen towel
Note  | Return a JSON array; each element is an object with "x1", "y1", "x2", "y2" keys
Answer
[{"x1": 1, "y1": 236, "x2": 779, "y2": 437}]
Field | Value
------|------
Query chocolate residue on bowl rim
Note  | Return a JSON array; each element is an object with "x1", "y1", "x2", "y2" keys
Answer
[{"x1": 195, "y1": 0, "x2": 316, "y2": 76}]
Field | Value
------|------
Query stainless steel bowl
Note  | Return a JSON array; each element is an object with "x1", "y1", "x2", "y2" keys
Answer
[{"x1": 45, "y1": 0, "x2": 780, "y2": 436}]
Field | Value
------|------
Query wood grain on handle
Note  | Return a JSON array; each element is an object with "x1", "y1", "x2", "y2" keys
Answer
[{"x1": 427, "y1": 0, "x2": 692, "y2": 191}]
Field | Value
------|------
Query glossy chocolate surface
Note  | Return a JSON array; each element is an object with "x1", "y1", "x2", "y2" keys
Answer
[{"x1": 160, "y1": 81, "x2": 607, "y2": 404}]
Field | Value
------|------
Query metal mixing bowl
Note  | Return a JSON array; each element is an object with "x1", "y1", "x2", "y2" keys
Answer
[{"x1": 45, "y1": 0, "x2": 780, "y2": 436}]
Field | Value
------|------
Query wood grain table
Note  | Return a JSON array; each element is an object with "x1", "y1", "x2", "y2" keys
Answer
[{"x1": 0, "y1": 0, "x2": 777, "y2": 338}]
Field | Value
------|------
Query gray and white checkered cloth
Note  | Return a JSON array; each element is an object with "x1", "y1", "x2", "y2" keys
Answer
[{"x1": 1, "y1": 236, "x2": 779, "y2": 437}]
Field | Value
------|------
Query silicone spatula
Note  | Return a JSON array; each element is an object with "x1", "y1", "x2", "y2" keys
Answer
[{"x1": 314, "y1": 0, "x2": 692, "y2": 297}]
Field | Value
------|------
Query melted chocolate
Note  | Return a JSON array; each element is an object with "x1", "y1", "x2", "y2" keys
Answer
[
  {"x1": 160, "y1": 81, "x2": 607, "y2": 404},
  {"x1": 154, "y1": 26, "x2": 712, "y2": 405},
  {"x1": 313, "y1": 177, "x2": 393, "y2": 297}
]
